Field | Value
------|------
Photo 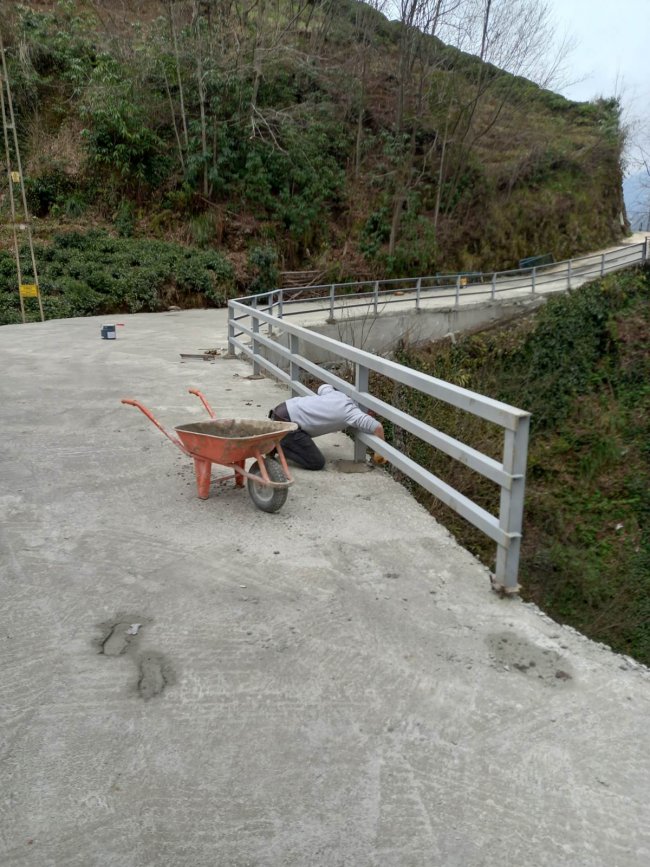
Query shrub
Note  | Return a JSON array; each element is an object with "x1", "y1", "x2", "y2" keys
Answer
[
  {"x1": 25, "y1": 169, "x2": 76, "y2": 217},
  {"x1": 506, "y1": 272, "x2": 650, "y2": 430},
  {"x1": 247, "y1": 246, "x2": 279, "y2": 294},
  {"x1": 0, "y1": 232, "x2": 235, "y2": 324},
  {"x1": 114, "y1": 201, "x2": 136, "y2": 237}
]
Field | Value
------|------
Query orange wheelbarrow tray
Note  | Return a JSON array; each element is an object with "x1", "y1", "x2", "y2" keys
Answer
[{"x1": 121, "y1": 389, "x2": 298, "y2": 513}]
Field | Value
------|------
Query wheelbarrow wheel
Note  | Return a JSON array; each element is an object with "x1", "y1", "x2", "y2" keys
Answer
[{"x1": 247, "y1": 457, "x2": 288, "y2": 513}]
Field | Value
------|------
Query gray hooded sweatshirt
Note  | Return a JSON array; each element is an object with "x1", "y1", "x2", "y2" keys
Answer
[{"x1": 284, "y1": 385, "x2": 377, "y2": 437}]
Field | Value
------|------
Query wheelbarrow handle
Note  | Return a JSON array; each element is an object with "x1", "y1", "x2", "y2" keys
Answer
[
  {"x1": 188, "y1": 388, "x2": 216, "y2": 418},
  {"x1": 121, "y1": 398, "x2": 190, "y2": 454}
]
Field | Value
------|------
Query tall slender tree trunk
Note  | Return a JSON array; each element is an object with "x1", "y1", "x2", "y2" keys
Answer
[
  {"x1": 250, "y1": 0, "x2": 266, "y2": 132},
  {"x1": 354, "y1": 54, "x2": 367, "y2": 179},
  {"x1": 168, "y1": 1, "x2": 189, "y2": 155},
  {"x1": 162, "y1": 64, "x2": 185, "y2": 173}
]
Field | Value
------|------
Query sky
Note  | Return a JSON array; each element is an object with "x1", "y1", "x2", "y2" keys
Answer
[
  {"x1": 546, "y1": 0, "x2": 650, "y2": 212},
  {"x1": 547, "y1": 0, "x2": 649, "y2": 144}
]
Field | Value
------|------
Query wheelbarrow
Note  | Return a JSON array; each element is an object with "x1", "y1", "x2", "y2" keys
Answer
[{"x1": 121, "y1": 389, "x2": 297, "y2": 513}]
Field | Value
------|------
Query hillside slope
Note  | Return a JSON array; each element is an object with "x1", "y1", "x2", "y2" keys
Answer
[{"x1": 0, "y1": 0, "x2": 629, "y2": 311}]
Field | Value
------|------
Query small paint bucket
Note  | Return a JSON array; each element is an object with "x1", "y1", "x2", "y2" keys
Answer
[{"x1": 101, "y1": 324, "x2": 117, "y2": 339}]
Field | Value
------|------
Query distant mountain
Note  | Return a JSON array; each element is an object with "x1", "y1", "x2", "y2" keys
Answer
[{"x1": 624, "y1": 171, "x2": 650, "y2": 230}]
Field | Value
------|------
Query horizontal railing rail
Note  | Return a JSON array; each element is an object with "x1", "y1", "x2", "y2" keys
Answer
[
  {"x1": 231, "y1": 239, "x2": 649, "y2": 325},
  {"x1": 227, "y1": 301, "x2": 530, "y2": 593},
  {"x1": 226, "y1": 238, "x2": 647, "y2": 590}
]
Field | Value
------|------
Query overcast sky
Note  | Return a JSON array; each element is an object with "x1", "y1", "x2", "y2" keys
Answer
[
  {"x1": 544, "y1": 0, "x2": 649, "y2": 179},
  {"x1": 547, "y1": 0, "x2": 648, "y2": 114}
]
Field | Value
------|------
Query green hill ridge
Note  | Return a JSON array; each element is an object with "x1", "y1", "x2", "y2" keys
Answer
[{"x1": 0, "y1": 0, "x2": 630, "y2": 325}]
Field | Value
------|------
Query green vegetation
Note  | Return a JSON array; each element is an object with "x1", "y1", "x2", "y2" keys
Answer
[
  {"x1": 0, "y1": 232, "x2": 234, "y2": 324},
  {"x1": 376, "y1": 268, "x2": 650, "y2": 664},
  {"x1": 0, "y1": 0, "x2": 629, "y2": 306}
]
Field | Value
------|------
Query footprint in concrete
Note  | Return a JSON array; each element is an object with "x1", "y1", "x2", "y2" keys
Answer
[
  {"x1": 95, "y1": 616, "x2": 175, "y2": 700},
  {"x1": 486, "y1": 631, "x2": 573, "y2": 684},
  {"x1": 96, "y1": 615, "x2": 150, "y2": 656},
  {"x1": 137, "y1": 652, "x2": 175, "y2": 700}
]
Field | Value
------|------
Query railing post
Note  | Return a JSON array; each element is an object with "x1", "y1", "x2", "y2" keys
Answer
[
  {"x1": 567, "y1": 259, "x2": 572, "y2": 290},
  {"x1": 455, "y1": 275, "x2": 461, "y2": 308},
  {"x1": 415, "y1": 277, "x2": 421, "y2": 313},
  {"x1": 278, "y1": 287, "x2": 284, "y2": 319},
  {"x1": 327, "y1": 284, "x2": 335, "y2": 323},
  {"x1": 354, "y1": 363, "x2": 369, "y2": 463},
  {"x1": 601, "y1": 253, "x2": 606, "y2": 277},
  {"x1": 644, "y1": 237, "x2": 649, "y2": 263},
  {"x1": 251, "y1": 297, "x2": 260, "y2": 375},
  {"x1": 494, "y1": 415, "x2": 529, "y2": 592},
  {"x1": 227, "y1": 304, "x2": 237, "y2": 357},
  {"x1": 267, "y1": 292, "x2": 274, "y2": 337},
  {"x1": 289, "y1": 334, "x2": 300, "y2": 395},
  {"x1": 531, "y1": 267, "x2": 536, "y2": 295},
  {"x1": 491, "y1": 272, "x2": 496, "y2": 300},
  {"x1": 373, "y1": 281, "x2": 379, "y2": 316}
]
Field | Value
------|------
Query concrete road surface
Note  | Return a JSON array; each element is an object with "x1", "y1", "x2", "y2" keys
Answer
[{"x1": 1, "y1": 310, "x2": 649, "y2": 866}]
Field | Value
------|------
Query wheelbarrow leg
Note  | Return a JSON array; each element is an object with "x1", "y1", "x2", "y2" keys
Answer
[
  {"x1": 193, "y1": 457, "x2": 212, "y2": 499},
  {"x1": 234, "y1": 460, "x2": 245, "y2": 487}
]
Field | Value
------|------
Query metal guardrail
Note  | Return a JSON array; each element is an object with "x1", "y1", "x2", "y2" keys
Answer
[
  {"x1": 227, "y1": 238, "x2": 647, "y2": 591},
  {"x1": 519, "y1": 253, "x2": 553, "y2": 269},
  {"x1": 227, "y1": 301, "x2": 530, "y2": 593},
  {"x1": 232, "y1": 239, "x2": 649, "y2": 324}
]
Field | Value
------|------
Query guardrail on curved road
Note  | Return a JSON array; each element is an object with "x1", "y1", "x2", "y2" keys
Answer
[
  {"x1": 231, "y1": 238, "x2": 649, "y2": 324},
  {"x1": 227, "y1": 238, "x2": 648, "y2": 593},
  {"x1": 227, "y1": 302, "x2": 530, "y2": 594}
]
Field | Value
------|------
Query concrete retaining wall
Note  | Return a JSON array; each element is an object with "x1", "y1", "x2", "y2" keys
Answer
[{"x1": 268, "y1": 296, "x2": 546, "y2": 366}]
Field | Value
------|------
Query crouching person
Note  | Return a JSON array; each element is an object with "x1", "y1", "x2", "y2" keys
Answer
[{"x1": 269, "y1": 384, "x2": 384, "y2": 470}]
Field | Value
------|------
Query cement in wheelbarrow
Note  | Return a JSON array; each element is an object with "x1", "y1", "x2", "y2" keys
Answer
[
  {"x1": 175, "y1": 418, "x2": 295, "y2": 465},
  {"x1": 122, "y1": 394, "x2": 297, "y2": 509}
]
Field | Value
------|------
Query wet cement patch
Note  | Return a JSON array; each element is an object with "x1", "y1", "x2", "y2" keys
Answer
[
  {"x1": 486, "y1": 631, "x2": 574, "y2": 684},
  {"x1": 333, "y1": 460, "x2": 372, "y2": 474}
]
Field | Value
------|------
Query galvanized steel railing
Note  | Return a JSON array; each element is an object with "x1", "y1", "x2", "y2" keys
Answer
[
  {"x1": 227, "y1": 238, "x2": 648, "y2": 591},
  {"x1": 232, "y1": 239, "x2": 649, "y2": 323},
  {"x1": 227, "y1": 302, "x2": 530, "y2": 593}
]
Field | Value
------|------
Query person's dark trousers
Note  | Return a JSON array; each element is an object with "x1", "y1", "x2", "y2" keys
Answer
[{"x1": 269, "y1": 404, "x2": 326, "y2": 470}]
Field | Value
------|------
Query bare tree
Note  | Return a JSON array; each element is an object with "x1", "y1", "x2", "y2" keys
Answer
[
  {"x1": 389, "y1": 0, "x2": 459, "y2": 254},
  {"x1": 167, "y1": 0, "x2": 190, "y2": 160},
  {"x1": 192, "y1": 1, "x2": 210, "y2": 195},
  {"x1": 392, "y1": 0, "x2": 578, "y2": 241},
  {"x1": 351, "y1": 0, "x2": 388, "y2": 179},
  {"x1": 440, "y1": 0, "x2": 576, "y2": 90}
]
